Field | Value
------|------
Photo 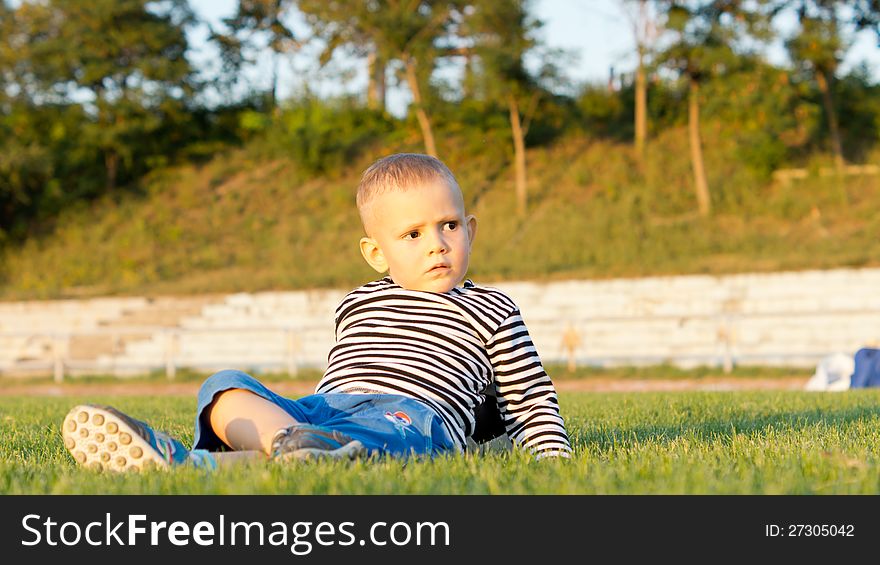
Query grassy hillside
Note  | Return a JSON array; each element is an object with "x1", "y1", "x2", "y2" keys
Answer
[{"x1": 2, "y1": 128, "x2": 879, "y2": 300}]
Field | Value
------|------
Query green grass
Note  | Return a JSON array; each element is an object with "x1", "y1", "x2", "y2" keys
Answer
[
  {"x1": 545, "y1": 363, "x2": 808, "y2": 381},
  {"x1": 0, "y1": 367, "x2": 326, "y2": 386},
  {"x1": 3, "y1": 390, "x2": 880, "y2": 494},
  {"x1": 0, "y1": 364, "x2": 806, "y2": 388}
]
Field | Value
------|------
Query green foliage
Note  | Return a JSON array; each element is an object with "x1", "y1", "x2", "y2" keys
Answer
[
  {"x1": 835, "y1": 66, "x2": 880, "y2": 160},
  {"x1": 785, "y1": 4, "x2": 846, "y2": 77},
  {"x1": 465, "y1": 0, "x2": 538, "y2": 99},
  {"x1": 3, "y1": 135, "x2": 880, "y2": 298},
  {"x1": 0, "y1": 102, "x2": 104, "y2": 240},
  {"x1": 212, "y1": 0, "x2": 298, "y2": 108},
  {"x1": 655, "y1": 0, "x2": 764, "y2": 82},
  {"x1": 502, "y1": 92, "x2": 573, "y2": 147},
  {"x1": 431, "y1": 98, "x2": 510, "y2": 163},
  {"x1": 0, "y1": 0, "x2": 202, "y2": 244},
  {"x1": 2, "y1": 0, "x2": 880, "y2": 291},
  {"x1": 252, "y1": 97, "x2": 396, "y2": 175},
  {"x1": 28, "y1": 0, "x2": 198, "y2": 190},
  {"x1": 702, "y1": 62, "x2": 819, "y2": 178},
  {"x1": 575, "y1": 83, "x2": 630, "y2": 140}
]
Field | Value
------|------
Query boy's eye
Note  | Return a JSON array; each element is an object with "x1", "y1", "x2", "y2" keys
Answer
[
  {"x1": 404, "y1": 231, "x2": 420, "y2": 240},
  {"x1": 444, "y1": 221, "x2": 458, "y2": 230}
]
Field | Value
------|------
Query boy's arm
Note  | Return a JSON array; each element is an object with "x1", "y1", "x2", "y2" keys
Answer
[{"x1": 486, "y1": 309, "x2": 572, "y2": 459}]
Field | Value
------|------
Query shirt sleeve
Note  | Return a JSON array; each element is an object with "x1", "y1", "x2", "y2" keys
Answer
[{"x1": 486, "y1": 308, "x2": 572, "y2": 459}]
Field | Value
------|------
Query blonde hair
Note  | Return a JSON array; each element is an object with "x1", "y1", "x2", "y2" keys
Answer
[{"x1": 357, "y1": 153, "x2": 461, "y2": 232}]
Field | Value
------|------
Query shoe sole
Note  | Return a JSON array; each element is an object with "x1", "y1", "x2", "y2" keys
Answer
[
  {"x1": 61, "y1": 405, "x2": 169, "y2": 472},
  {"x1": 288, "y1": 440, "x2": 367, "y2": 461}
]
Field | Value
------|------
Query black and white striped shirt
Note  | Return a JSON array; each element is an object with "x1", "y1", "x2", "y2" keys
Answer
[{"x1": 316, "y1": 277, "x2": 572, "y2": 458}]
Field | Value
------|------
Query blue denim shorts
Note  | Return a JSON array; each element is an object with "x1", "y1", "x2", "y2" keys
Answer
[{"x1": 193, "y1": 369, "x2": 456, "y2": 458}]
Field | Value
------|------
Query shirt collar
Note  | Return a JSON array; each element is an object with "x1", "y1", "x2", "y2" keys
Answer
[{"x1": 378, "y1": 276, "x2": 474, "y2": 292}]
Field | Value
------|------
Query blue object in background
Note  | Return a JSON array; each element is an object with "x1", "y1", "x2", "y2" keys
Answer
[{"x1": 850, "y1": 348, "x2": 880, "y2": 388}]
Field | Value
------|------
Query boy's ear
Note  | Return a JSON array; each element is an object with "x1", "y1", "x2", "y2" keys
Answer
[
  {"x1": 466, "y1": 214, "x2": 477, "y2": 249},
  {"x1": 359, "y1": 237, "x2": 388, "y2": 273}
]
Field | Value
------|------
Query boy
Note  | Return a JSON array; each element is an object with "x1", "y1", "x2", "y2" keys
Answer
[{"x1": 62, "y1": 153, "x2": 572, "y2": 471}]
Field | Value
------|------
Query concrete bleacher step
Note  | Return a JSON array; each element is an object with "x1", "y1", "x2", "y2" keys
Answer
[
  {"x1": 101, "y1": 296, "x2": 222, "y2": 328},
  {"x1": 5, "y1": 267, "x2": 880, "y2": 375},
  {"x1": 0, "y1": 298, "x2": 147, "y2": 333}
]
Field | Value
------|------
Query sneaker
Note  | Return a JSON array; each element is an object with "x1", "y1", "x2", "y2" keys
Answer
[
  {"x1": 271, "y1": 424, "x2": 367, "y2": 461},
  {"x1": 61, "y1": 404, "x2": 213, "y2": 472}
]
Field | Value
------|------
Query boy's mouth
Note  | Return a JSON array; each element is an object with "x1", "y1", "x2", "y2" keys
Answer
[{"x1": 428, "y1": 263, "x2": 451, "y2": 273}]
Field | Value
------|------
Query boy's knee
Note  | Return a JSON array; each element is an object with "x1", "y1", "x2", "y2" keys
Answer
[{"x1": 199, "y1": 369, "x2": 257, "y2": 395}]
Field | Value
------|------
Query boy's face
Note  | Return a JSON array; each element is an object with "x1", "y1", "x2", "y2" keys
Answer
[{"x1": 359, "y1": 180, "x2": 477, "y2": 293}]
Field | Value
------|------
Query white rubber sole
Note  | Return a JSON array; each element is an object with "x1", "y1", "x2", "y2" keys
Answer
[{"x1": 61, "y1": 405, "x2": 169, "y2": 472}]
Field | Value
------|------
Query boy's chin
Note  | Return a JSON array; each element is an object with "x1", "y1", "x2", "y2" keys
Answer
[{"x1": 397, "y1": 276, "x2": 460, "y2": 294}]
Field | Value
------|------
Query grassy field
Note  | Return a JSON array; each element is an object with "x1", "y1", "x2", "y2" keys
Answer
[
  {"x1": 3, "y1": 389, "x2": 879, "y2": 494},
  {"x1": 0, "y1": 363, "x2": 810, "y2": 387}
]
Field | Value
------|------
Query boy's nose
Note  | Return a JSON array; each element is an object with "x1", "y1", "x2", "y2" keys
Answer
[{"x1": 428, "y1": 232, "x2": 448, "y2": 254}]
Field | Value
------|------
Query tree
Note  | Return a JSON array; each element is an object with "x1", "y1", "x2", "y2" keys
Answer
[
  {"x1": 299, "y1": 1, "x2": 467, "y2": 157},
  {"x1": 0, "y1": 1, "x2": 13, "y2": 110},
  {"x1": 466, "y1": 0, "x2": 549, "y2": 217},
  {"x1": 0, "y1": 3, "x2": 69, "y2": 240},
  {"x1": 214, "y1": 0, "x2": 299, "y2": 111},
  {"x1": 655, "y1": 1, "x2": 772, "y2": 216},
  {"x1": 620, "y1": 0, "x2": 661, "y2": 159},
  {"x1": 365, "y1": 48, "x2": 388, "y2": 111},
  {"x1": 23, "y1": 0, "x2": 198, "y2": 191},
  {"x1": 297, "y1": 0, "x2": 386, "y2": 111},
  {"x1": 0, "y1": 0, "x2": 54, "y2": 107},
  {"x1": 852, "y1": 0, "x2": 880, "y2": 42},
  {"x1": 784, "y1": 1, "x2": 850, "y2": 168}
]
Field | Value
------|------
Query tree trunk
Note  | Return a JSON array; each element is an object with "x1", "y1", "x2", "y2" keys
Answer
[
  {"x1": 270, "y1": 54, "x2": 279, "y2": 115},
  {"x1": 688, "y1": 78, "x2": 710, "y2": 216},
  {"x1": 507, "y1": 94, "x2": 528, "y2": 217},
  {"x1": 367, "y1": 51, "x2": 386, "y2": 111},
  {"x1": 97, "y1": 87, "x2": 118, "y2": 192},
  {"x1": 462, "y1": 51, "x2": 474, "y2": 98},
  {"x1": 105, "y1": 150, "x2": 118, "y2": 192},
  {"x1": 815, "y1": 70, "x2": 845, "y2": 169},
  {"x1": 635, "y1": 47, "x2": 647, "y2": 159},
  {"x1": 403, "y1": 55, "x2": 437, "y2": 157}
]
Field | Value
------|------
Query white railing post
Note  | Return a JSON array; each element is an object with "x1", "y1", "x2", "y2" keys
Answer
[
  {"x1": 717, "y1": 314, "x2": 734, "y2": 374},
  {"x1": 110, "y1": 332, "x2": 121, "y2": 376},
  {"x1": 722, "y1": 321, "x2": 733, "y2": 374},
  {"x1": 52, "y1": 333, "x2": 66, "y2": 383},
  {"x1": 561, "y1": 324, "x2": 581, "y2": 373},
  {"x1": 165, "y1": 330, "x2": 178, "y2": 380}
]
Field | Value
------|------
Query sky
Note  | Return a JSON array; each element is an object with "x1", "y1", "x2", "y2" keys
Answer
[{"x1": 187, "y1": 0, "x2": 880, "y2": 114}]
